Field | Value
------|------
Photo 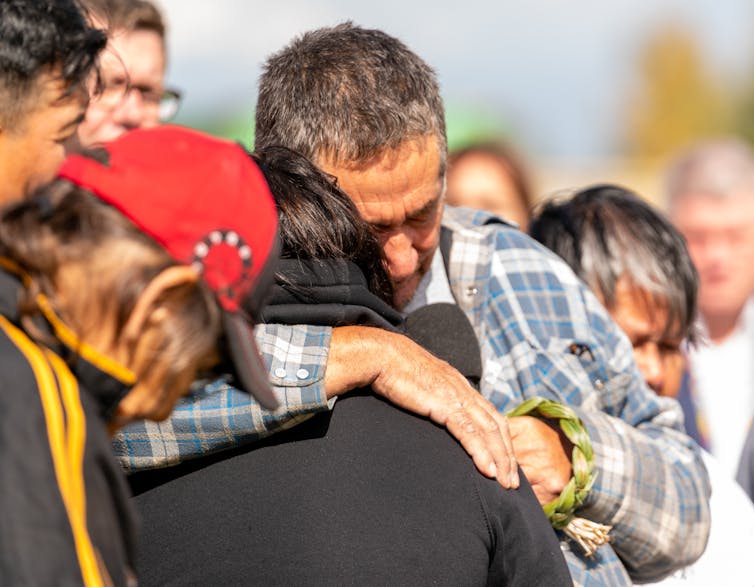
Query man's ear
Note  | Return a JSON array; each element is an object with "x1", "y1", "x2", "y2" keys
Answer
[{"x1": 121, "y1": 265, "x2": 201, "y2": 343}]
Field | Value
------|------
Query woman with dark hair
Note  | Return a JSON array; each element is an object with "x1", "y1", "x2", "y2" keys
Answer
[{"x1": 130, "y1": 146, "x2": 571, "y2": 586}]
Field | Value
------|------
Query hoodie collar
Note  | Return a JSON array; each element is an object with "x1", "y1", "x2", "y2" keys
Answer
[{"x1": 261, "y1": 258, "x2": 404, "y2": 331}]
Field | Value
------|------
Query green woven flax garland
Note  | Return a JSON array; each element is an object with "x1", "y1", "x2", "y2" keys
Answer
[{"x1": 507, "y1": 397, "x2": 611, "y2": 556}]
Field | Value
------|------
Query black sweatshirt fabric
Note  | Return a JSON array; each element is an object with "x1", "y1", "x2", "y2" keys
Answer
[
  {"x1": 260, "y1": 258, "x2": 404, "y2": 331},
  {"x1": 0, "y1": 266, "x2": 138, "y2": 587},
  {"x1": 132, "y1": 259, "x2": 571, "y2": 586}
]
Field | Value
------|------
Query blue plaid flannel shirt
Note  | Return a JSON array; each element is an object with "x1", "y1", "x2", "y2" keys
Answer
[{"x1": 113, "y1": 207, "x2": 711, "y2": 586}]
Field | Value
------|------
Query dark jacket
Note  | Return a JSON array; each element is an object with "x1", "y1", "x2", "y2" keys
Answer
[
  {"x1": 131, "y1": 258, "x2": 571, "y2": 587},
  {"x1": 0, "y1": 265, "x2": 138, "y2": 587}
]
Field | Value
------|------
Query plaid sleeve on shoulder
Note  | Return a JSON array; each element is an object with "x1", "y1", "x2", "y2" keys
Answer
[
  {"x1": 112, "y1": 323, "x2": 333, "y2": 472},
  {"x1": 442, "y1": 208, "x2": 711, "y2": 581}
]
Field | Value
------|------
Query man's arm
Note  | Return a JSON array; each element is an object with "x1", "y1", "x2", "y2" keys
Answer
[
  {"x1": 113, "y1": 323, "x2": 335, "y2": 471},
  {"x1": 443, "y1": 211, "x2": 711, "y2": 581},
  {"x1": 575, "y1": 291, "x2": 710, "y2": 581},
  {"x1": 501, "y1": 292, "x2": 711, "y2": 582},
  {"x1": 576, "y1": 398, "x2": 711, "y2": 581},
  {"x1": 329, "y1": 325, "x2": 518, "y2": 487},
  {"x1": 115, "y1": 322, "x2": 519, "y2": 489}
]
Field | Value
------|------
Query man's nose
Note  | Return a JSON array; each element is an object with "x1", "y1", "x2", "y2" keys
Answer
[{"x1": 382, "y1": 230, "x2": 419, "y2": 280}]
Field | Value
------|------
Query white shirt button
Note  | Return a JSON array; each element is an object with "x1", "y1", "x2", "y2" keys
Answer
[
  {"x1": 296, "y1": 368, "x2": 310, "y2": 379},
  {"x1": 274, "y1": 367, "x2": 287, "y2": 378}
]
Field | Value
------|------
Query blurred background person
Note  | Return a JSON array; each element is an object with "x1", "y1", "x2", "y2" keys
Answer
[
  {"x1": 529, "y1": 183, "x2": 754, "y2": 586},
  {"x1": 74, "y1": 0, "x2": 181, "y2": 148},
  {"x1": 446, "y1": 140, "x2": 534, "y2": 231},
  {"x1": 665, "y1": 138, "x2": 754, "y2": 478},
  {"x1": 0, "y1": 0, "x2": 105, "y2": 204}
]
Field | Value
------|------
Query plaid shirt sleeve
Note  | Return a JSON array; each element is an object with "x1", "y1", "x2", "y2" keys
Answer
[
  {"x1": 443, "y1": 207, "x2": 712, "y2": 586},
  {"x1": 112, "y1": 323, "x2": 334, "y2": 472}
]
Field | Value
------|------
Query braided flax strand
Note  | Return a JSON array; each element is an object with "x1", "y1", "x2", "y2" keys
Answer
[{"x1": 507, "y1": 397, "x2": 612, "y2": 556}]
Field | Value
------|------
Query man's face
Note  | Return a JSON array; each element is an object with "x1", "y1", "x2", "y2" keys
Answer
[
  {"x1": 76, "y1": 28, "x2": 166, "y2": 147},
  {"x1": 608, "y1": 276, "x2": 685, "y2": 397},
  {"x1": 0, "y1": 74, "x2": 86, "y2": 205},
  {"x1": 319, "y1": 137, "x2": 445, "y2": 310},
  {"x1": 671, "y1": 192, "x2": 754, "y2": 324}
]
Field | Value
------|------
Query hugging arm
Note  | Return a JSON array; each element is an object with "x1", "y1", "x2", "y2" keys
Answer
[
  {"x1": 576, "y1": 291, "x2": 710, "y2": 581},
  {"x1": 114, "y1": 322, "x2": 518, "y2": 489}
]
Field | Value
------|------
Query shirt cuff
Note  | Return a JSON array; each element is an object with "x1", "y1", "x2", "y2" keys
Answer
[{"x1": 255, "y1": 322, "x2": 332, "y2": 409}]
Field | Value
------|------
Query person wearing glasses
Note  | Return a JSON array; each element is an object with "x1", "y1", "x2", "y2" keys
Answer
[{"x1": 74, "y1": 0, "x2": 182, "y2": 148}]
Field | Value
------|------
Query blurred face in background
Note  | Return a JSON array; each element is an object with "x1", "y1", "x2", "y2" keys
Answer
[
  {"x1": 446, "y1": 151, "x2": 530, "y2": 231},
  {"x1": 76, "y1": 28, "x2": 167, "y2": 147},
  {"x1": 670, "y1": 191, "x2": 754, "y2": 332},
  {"x1": 0, "y1": 74, "x2": 87, "y2": 204},
  {"x1": 606, "y1": 276, "x2": 686, "y2": 398}
]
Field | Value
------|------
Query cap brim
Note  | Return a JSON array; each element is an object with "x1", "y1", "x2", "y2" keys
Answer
[{"x1": 222, "y1": 311, "x2": 279, "y2": 410}]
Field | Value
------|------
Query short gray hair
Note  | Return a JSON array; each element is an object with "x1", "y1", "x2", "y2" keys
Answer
[
  {"x1": 665, "y1": 138, "x2": 754, "y2": 208},
  {"x1": 254, "y1": 22, "x2": 447, "y2": 168},
  {"x1": 529, "y1": 184, "x2": 699, "y2": 344}
]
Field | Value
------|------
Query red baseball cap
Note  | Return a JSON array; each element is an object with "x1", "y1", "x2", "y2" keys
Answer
[{"x1": 58, "y1": 125, "x2": 280, "y2": 410}]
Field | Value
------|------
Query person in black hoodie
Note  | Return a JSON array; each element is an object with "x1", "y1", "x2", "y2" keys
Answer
[
  {"x1": 129, "y1": 146, "x2": 571, "y2": 587},
  {"x1": 0, "y1": 126, "x2": 279, "y2": 586}
]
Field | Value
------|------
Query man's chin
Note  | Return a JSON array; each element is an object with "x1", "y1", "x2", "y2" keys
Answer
[{"x1": 392, "y1": 279, "x2": 421, "y2": 311}]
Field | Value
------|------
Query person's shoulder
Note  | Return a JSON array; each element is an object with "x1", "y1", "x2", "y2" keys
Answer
[
  {"x1": 442, "y1": 205, "x2": 520, "y2": 233},
  {"x1": 443, "y1": 205, "x2": 555, "y2": 253},
  {"x1": 442, "y1": 205, "x2": 584, "y2": 286}
]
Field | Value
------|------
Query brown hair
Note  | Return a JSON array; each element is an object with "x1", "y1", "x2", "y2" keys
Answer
[
  {"x1": 253, "y1": 145, "x2": 394, "y2": 303},
  {"x1": 0, "y1": 179, "x2": 219, "y2": 381},
  {"x1": 79, "y1": 0, "x2": 165, "y2": 39}
]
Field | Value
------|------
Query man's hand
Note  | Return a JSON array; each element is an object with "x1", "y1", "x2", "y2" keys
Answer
[
  {"x1": 508, "y1": 416, "x2": 572, "y2": 504},
  {"x1": 326, "y1": 326, "x2": 519, "y2": 488}
]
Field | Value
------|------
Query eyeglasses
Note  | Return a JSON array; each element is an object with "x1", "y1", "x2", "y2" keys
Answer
[
  {"x1": 157, "y1": 88, "x2": 182, "y2": 122},
  {"x1": 92, "y1": 79, "x2": 183, "y2": 123}
]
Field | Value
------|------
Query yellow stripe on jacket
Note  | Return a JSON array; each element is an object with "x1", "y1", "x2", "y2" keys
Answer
[{"x1": 0, "y1": 315, "x2": 106, "y2": 587}]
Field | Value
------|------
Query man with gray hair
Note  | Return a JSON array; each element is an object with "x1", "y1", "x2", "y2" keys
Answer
[
  {"x1": 666, "y1": 138, "x2": 754, "y2": 478},
  {"x1": 116, "y1": 23, "x2": 711, "y2": 586},
  {"x1": 529, "y1": 183, "x2": 754, "y2": 585},
  {"x1": 530, "y1": 184, "x2": 699, "y2": 399}
]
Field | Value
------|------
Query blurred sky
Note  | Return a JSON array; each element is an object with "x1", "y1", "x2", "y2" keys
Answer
[{"x1": 156, "y1": 0, "x2": 754, "y2": 160}]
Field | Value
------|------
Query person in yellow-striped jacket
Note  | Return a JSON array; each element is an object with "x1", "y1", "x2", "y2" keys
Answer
[{"x1": 0, "y1": 126, "x2": 279, "y2": 586}]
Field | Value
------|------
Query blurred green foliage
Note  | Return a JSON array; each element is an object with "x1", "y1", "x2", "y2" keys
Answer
[
  {"x1": 625, "y1": 23, "x2": 733, "y2": 162},
  {"x1": 624, "y1": 20, "x2": 754, "y2": 166},
  {"x1": 174, "y1": 109, "x2": 254, "y2": 149}
]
